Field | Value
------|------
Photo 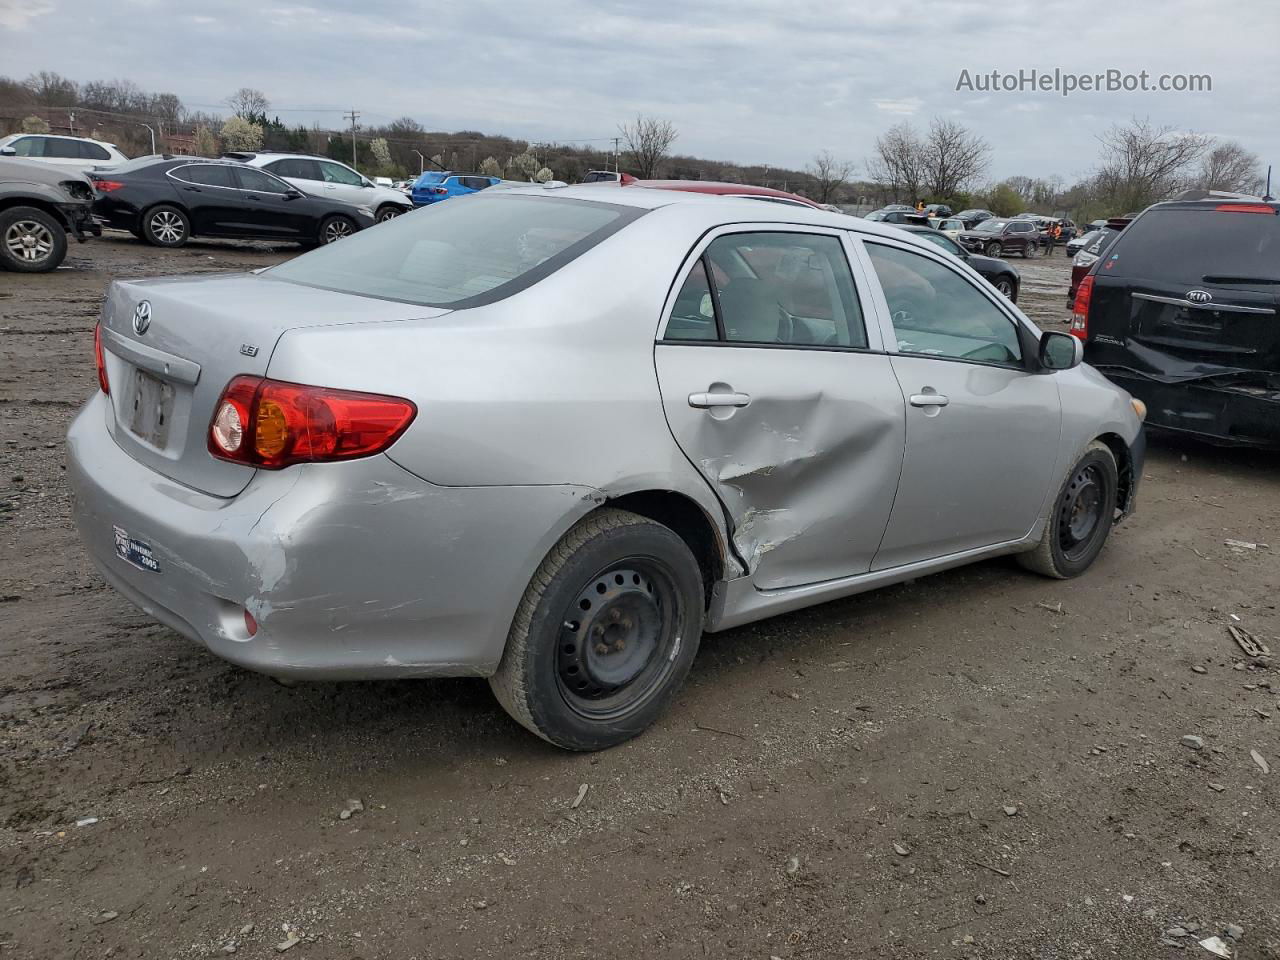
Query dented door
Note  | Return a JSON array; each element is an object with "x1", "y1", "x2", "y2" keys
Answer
[{"x1": 654, "y1": 228, "x2": 906, "y2": 590}]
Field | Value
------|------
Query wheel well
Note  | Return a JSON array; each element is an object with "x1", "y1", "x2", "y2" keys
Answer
[
  {"x1": 0, "y1": 197, "x2": 69, "y2": 229},
  {"x1": 603, "y1": 491, "x2": 726, "y2": 609},
  {"x1": 1096, "y1": 432, "x2": 1135, "y2": 513}
]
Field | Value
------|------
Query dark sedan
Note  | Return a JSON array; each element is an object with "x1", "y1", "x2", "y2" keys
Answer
[
  {"x1": 897, "y1": 224, "x2": 1020, "y2": 301},
  {"x1": 90, "y1": 157, "x2": 375, "y2": 247}
]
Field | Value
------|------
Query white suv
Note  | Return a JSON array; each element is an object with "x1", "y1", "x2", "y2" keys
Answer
[
  {"x1": 0, "y1": 134, "x2": 127, "y2": 174},
  {"x1": 227, "y1": 152, "x2": 412, "y2": 222}
]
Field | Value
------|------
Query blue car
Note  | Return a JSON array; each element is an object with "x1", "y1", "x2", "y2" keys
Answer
[{"x1": 410, "y1": 171, "x2": 501, "y2": 206}]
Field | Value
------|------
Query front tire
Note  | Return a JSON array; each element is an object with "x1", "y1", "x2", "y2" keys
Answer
[
  {"x1": 985, "y1": 242, "x2": 1002, "y2": 257},
  {"x1": 489, "y1": 509, "x2": 704, "y2": 751},
  {"x1": 142, "y1": 205, "x2": 189, "y2": 247},
  {"x1": 318, "y1": 215, "x2": 356, "y2": 244},
  {"x1": 375, "y1": 205, "x2": 405, "y2": 223},
  {"x1": 0, "y1": 206, "x2": 67, "y2": 273},
  {"x1": 1018, "y1": 441, "x2": 1118, "y2": 579},
  {"x1": 993, "y1": 275, "x2": 1016, "y2": 300}
]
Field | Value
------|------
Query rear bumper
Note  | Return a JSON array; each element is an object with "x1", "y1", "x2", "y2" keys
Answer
[
  {"x1": 1097, "y1": 368, "x2": 1280, "y2": 447},
  {"x1": 67, "y1": 393, "x2": 598, "y2": 679}
]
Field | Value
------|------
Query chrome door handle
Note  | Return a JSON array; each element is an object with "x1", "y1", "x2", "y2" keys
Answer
[
  {"x1": 909, "y1": 393, "x2": 950, "y2": 408},
  {"x1": 689, "y1": 391, "x2": 751, "y2": 409}
]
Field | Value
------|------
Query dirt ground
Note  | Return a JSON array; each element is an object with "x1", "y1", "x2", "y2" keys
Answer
[{"x1": 1, "y1": 234, "x2": 1278, "y2": 960}]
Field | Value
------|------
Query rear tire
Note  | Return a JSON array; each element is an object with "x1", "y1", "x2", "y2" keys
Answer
[
  {"x1": 318, "y1": 215, "x2": 356, "y2": 244},
  {"x1": 1018, "y1": 441, "x2": 1118, "y2": 579},
  {"x1": 489, "y1": 508, "x2": 704, "y2": 751},
  {"x1": 0, "y1": 206, "x2": 67, "y2": 273},
  {"x1": 142, "y1": 205, "x2": 189, "y2": 247}
]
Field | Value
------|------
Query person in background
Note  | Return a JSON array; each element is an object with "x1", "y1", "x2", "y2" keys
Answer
[
  {"x1": 915, "y1": 199, "x2": 926, "y2": 212},
  {"x1": 1045, "y1": 221, "x2": 1061, "y2": 255}
]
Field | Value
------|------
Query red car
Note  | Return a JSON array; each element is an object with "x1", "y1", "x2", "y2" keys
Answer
[
  {"x1": 589, "y1": 175, "x2": 824, "y2": 209},
  {"x1": 1067, "y1": 217, "x2": 1131, "y2": 307}
]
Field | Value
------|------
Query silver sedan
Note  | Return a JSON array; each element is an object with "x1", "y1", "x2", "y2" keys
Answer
[{"x1": 68, "y1": 186, "x2": 1146, "y2": 750}]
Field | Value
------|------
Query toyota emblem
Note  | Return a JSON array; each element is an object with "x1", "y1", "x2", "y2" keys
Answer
[
  {"x1": 1186, "y1": 289, "x2": 1212, "y2": 305},
  {"x1": 132, "y1": 300, "x2": 152, "y2": 335}
]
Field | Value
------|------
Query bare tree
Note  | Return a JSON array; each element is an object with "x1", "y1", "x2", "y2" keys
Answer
[
  {"x1": 867, "y1": 121, "x2": 926, "y2": 203},
  {"x1": 226, "y1": 87, "x2": 269, "y2": 120},
  {"x1": 807, "y1": 150, "x2": 854, "y2": 204},
  {"x1": 1197, "y1": 140, "x2": 1263, "y2": 194},
  {"x1": 23, "y1": 71, "x2": 78, "y2": 107},
  {"x1": 620, "y1": 115, "x2": 677, "y2": 179},
  {"x1": 1095, "y1": 117, "x2": 1211, "y2": 212},
  {"x1": 922, "y1": 118, "x2": 990, "y2": 199}
]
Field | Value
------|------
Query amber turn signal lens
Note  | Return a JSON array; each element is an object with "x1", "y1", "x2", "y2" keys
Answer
[
  {"x1": 254, "y1": 398, "x2": 289, "y2": 458},
  {"x1": 1130, "y1": 398, "x2": 1147, "y2": 422}
]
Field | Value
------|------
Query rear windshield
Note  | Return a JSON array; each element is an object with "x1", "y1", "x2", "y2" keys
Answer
[
  {"x1": 1107, "y1": 206, "x2": 1280, "y2": 282},
  {"x1": 268, "y1": 194, "x2": 640, "y2": 307}
]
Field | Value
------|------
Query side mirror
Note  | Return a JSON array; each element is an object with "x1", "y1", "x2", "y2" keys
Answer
[
  {"x1": 284, "y1": 189, "x2": 304, "y2": 200},
  {"x1": 1039, "y1": 331, "x2": 1083, "y2": 371},
  {"x1": 0, "y1": 146, "x2": 15, "y2": 156},
  {"x1": 362, "y1": 179, "x2": 374, "y2": 188}
]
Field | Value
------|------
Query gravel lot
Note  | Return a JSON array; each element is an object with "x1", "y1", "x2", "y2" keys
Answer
[{"x1": 1, "y1": 233, "x2": 1278, "y2": 959}]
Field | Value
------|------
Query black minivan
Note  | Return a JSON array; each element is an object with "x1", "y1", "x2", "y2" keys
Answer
[{"x1": 1072, "y1": 198, "x2": 1279, "y2": 446}]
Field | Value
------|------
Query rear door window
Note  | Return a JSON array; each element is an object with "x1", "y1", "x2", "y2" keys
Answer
[
  {"x1": 173, "y1": 164, "x2": 237, "y2": 187},
  {"x1": 44, "y1": 138, "x2": 81, "y2": 158},
  {"x1": 866, "y1": 242, "x2": 1023, "y2": 366},
  {"x1": 267, "y1": 158, "x2": 322, "y2": 180},
  {"x1": 666, "y1": 232, "x2": 868, "y2": 348},
  {"x1": 1105, "y1": 207, "x2": 1280, "y2": 282}
]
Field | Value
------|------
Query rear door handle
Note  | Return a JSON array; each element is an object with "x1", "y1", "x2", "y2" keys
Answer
[
  {"x1": 689, "y1": 391, "x2": 751, "y2": 409},
  {"x1": 909, "y1": 393, "x2": 950, "y2": 408}
]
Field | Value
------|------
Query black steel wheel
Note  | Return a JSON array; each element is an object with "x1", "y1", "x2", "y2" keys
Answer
[
  {"x1": 490, "y1": 508, "x2": 704, "y2": 750},
  {"x1": 1019, "y1": 440, "x2": 1119, "y2": 579}
]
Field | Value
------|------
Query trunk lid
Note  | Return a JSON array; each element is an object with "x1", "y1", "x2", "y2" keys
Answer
[{"x1": 98, "y1": 272, "x2": 446, "y2": 497}]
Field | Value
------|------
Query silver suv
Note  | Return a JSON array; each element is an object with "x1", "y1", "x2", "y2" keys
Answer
[
  {"x1": 226, "y1": 152, "x2": 412, "y2": 222},
  {"x1": 0, "y1": 157, "x2": 99, "y2": 272}
]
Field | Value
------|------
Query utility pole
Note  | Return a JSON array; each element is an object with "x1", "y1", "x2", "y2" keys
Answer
[
  {"x1": 612, "y1": 136, "x2": 620, "y2": 173},
  {"x1": 343, "y1": 109, "x2": 360, "y2": 171}
]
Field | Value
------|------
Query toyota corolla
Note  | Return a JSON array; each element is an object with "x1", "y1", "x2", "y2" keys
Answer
[{"x1": 68, "y1": 186, "x2": 1146, "y2": 750}]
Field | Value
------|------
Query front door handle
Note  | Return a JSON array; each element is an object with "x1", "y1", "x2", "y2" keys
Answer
[
  {"x1": 909, "y1": 393, "x2": 950, "y2": 408},
  {"x1": 689, "y1": 391, "x2": 751, "y2": 409}
]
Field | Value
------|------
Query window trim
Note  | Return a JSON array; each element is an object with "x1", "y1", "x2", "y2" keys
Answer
[
  {"x1": 656, "y1": 222, "x2": 885, "y2": 353},
  {"x1": 166, "y1": 163, "x2": 243, "y2": 191},
  {"x1": 853, "y1": 234, "x2": 1036, "y2": 373}
]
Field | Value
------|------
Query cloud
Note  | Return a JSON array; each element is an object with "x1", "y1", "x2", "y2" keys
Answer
[
  {"x1": 0, "y1": 0, "x2": 54, "y2": 28},
  {"x1": 2, "y1": 0, "x2": 1278, "y2": 183}
]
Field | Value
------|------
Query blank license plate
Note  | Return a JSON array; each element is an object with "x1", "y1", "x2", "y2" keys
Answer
[{"x1": 128, "y1": 369, "x2": 174, "y2": 447}]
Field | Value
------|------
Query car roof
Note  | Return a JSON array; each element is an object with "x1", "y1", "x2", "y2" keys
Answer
[
  {"x1": 496, "y1": 184, "x2": 965, "y2": 245},
  {"x1": 629, "y1": 179, "x2": 820, "y2": 207}
]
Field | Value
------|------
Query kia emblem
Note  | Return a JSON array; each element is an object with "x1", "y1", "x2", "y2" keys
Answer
[
  {"x1": 1186, "y1": 289, "x2": 1212, "y2": 305},
  {"x1": 132, "y1": 300, "x2": 152, "y2": 335}
]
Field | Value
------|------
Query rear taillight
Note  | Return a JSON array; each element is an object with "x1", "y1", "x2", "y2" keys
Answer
[
  {"x1": 208, "y1": 376, "x2": 416, "y2": 469},
  {"x1": 93, "y1": 180, "x2": 125, "y2": 193},
  {"x1": 1070, "y1": 275, "x2": 1094, "y2": 340},
  {"x1": 94, "y1": 323, "x2": 109, "y2": 394}
]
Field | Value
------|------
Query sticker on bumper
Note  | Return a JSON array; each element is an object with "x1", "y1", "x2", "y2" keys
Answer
[{"x1": 113, "y1": 525, "x2": 160, "y2": 573}]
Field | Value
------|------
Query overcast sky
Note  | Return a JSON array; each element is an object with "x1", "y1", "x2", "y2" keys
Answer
[{"x1": 2, "y1": 0, "x2": 1278, "y2": 183}]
